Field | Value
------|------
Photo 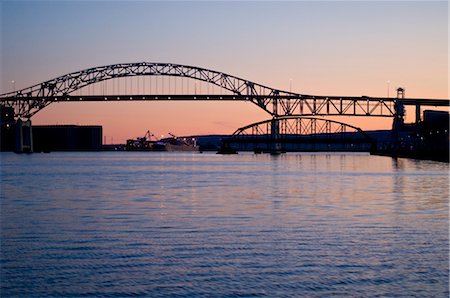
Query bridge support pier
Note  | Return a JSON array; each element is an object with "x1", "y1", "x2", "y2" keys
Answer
[
  {"x1": 415, "y1": 103, "x2": 421, "y2": 124},
  {"x1": 15, "y1": 119, "x2": 33, "y2": 153},
  {"x1": 391, "y1": 99, "x2": 405, "y2": 157},
  {"x1": 270, "y1": 118, "x2": 282, "y2": 155}
]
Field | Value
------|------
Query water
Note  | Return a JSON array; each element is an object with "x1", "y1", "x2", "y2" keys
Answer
[{"x1": 1, "y1": 152, "x2": 448, "y2": 297}]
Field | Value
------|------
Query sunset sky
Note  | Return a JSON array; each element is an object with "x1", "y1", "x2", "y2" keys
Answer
[{"x1": 1, "y1": 1, "x2": 448, "y2": 143}]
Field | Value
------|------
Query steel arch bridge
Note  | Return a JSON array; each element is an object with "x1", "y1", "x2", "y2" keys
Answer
[
  {"x1": 1, "y1": 62, "x2": 449, "y2": 119},
  {"x1": 232, "y1": 116, "x2": 368, "y2": 137},
  {"x1": 223, "y1": 116, "x2": 374, "y2": 152}
]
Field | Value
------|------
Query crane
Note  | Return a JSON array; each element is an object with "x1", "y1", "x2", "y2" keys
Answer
[
  {"x1": 126, "y1": 130, "x2": 155, "y2": 150},
  {"x1": 138, "y1": 130, "x2": 154, "y2": 142}
]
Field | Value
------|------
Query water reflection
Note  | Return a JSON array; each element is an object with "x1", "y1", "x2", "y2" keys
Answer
[{"x1": 1, "y1": 152, "x2": 448, "y2": 297}]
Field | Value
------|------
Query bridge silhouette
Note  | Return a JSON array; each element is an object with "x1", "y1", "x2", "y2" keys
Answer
[
  {"x1": 222, "y1": 116, "x2": 373, "y2": 153},
  {"x1": 1, "y1": 62, "x2": 448, "y2": 154},
  {"x1": 1, "y1": 62, "x2": 449, "y2": 119}
]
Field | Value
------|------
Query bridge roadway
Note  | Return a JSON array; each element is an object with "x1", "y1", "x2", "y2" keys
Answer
[{"x1": 3, "y1": 94, "x2": 449, "y2": 119}]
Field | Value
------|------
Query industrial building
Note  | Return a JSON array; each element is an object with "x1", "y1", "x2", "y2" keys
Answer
[
  {"x1": 1, "y1": 107, "x2": 102, "y2": 152},
  {"x1": 32, "y1": 125, "x2": 102, "y2": 152}
]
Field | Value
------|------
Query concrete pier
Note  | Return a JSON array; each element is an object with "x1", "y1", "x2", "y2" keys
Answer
[
  {"x1": 270, "y1": 118, "x2": 283, "y2": 155},
  {"x1": 15, "y1": 119, "x2": 33, "y2": 153}
]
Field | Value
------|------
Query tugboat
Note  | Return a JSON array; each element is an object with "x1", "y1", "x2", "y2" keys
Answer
[{"x1": 216, "y1": 142, "x2": 238, "y2": 154}]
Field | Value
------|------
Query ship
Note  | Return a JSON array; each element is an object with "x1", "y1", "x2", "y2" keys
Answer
[
  {"x1": 126, "y1": 131, "x2": 199, "y2": 152},
  {"x1": 126, "y1": 130, "x2": 155, "y2": 151},
  {"x1": 153, "y1": 133, "x2": 199, "y2": 152}
]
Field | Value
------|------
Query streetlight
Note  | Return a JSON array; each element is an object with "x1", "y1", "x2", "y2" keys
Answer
[
  {"x1": 11, "y1": 80, "x2": 15, "y2": 92},
  {"x1": 289, "y1": 78, "x2": 293, "y2": 93}
]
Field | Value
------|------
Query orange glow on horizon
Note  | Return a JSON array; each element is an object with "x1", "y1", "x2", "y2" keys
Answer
[{"x1": 2, "y1": 1, "x2": 447, "y2": 143}]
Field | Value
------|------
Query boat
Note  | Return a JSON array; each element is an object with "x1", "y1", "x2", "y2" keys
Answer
[
  {"x1": 155, "y1": 133, "x2": 199, "y2": 152},
  {"x1": 126, "y1": 131, "x2": 199, "y2": 152},
  {"x1": 126, "y1": 130, "x2": 155, "y2": 151}
]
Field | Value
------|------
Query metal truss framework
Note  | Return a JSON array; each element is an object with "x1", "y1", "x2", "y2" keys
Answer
[
  {"x1": 232, "y1": 116, "x2": 368, "y2": 138},
  {"x1": 223, "y1": 116, "x2": 373, "y2": 153},
  {"x1": 1, "y1": 62, "x2": 449, "y2": 119}
]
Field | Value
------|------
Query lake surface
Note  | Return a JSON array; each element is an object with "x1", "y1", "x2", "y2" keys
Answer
[{"x1": 1, "y1": 152, "x2": 448, "y2": 297}]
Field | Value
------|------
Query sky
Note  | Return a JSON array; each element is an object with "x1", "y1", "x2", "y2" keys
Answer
[{"x1": 1, "y1": 1, "x2": 448, "y2": 143}]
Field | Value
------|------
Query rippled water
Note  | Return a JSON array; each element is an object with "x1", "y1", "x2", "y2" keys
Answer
[{"x1": 1, "y1": 152, "x2": 448, "y2": 297}]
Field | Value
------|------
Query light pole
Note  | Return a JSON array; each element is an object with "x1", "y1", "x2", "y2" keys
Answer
[
  {"x1": 11, "y1": 80, "x2": 15, "y2": 92},
  {"x1": 289, "y1": 78, "x2": 293, "y2": 93}
]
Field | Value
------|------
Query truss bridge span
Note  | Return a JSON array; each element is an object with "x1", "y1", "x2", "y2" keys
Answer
[{"x1": 221, "y1": 116, "x2": 374, "y2": 153}]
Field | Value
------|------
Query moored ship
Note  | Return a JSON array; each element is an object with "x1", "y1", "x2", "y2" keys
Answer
[
  {"x1": 153, "y1": 133, "x2": 199, "y2": 151},
  {"x1": 126, "y1": 131, "x2": 199, "y2": 152}
]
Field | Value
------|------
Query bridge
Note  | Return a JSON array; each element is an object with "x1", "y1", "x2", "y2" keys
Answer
[
  {"x1": 1, "y1": 62, "x2": 448, "y2": 119},
  {"x1": 221, "y1": 116, "x2": 373, "y2": 153},
  {"x1": 1, "y1": 62, "x2": 448, "y2": 153}
]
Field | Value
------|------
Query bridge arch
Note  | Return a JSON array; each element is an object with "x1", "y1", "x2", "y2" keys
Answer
[
  {"x1": 2, "y1": 62, "x2": 444, "y2": 121},
  {"x1": 232, "y1": 116, "x2": 369, "y2": 137},
  {"x1": 224, "y1": 116, "x2": 373, "y2": 152},
  {"x1": 1, "y1": 62, "x2": 290, "y2": 118}
]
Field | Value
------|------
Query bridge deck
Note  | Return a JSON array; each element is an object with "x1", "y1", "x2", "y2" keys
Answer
[{"x1": 2, "y1": 94, "x2": 449, "y2": 106}]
